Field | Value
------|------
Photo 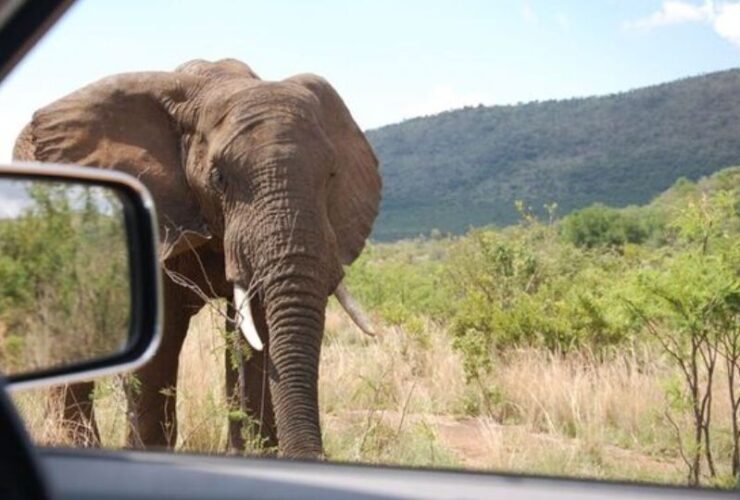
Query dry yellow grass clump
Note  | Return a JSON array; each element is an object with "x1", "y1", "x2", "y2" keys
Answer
[{"x1": 13, "y1": 301, "x2": 702, "y2": 485}]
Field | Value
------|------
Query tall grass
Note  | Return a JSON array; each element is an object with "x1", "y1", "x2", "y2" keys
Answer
[{"x1": 13, "y1": 300, "x2": 730, "y2": 486}]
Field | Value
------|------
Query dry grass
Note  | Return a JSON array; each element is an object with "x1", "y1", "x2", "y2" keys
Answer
[
  {"x1": 493, "y1": 349, "x2": 668, "y2": 446},
  {"x1": 11, "y1": 300, "x2": 734, "y2": 487},
  {"x1": 319, "y1": 306, "x2": 693, "y2": 484},
  {"x1": 321, "y1": 299, "x2": 466, "y2": 416},
  {"x1": 174, "y1": 304, "x2": 230, "y2": 453}
]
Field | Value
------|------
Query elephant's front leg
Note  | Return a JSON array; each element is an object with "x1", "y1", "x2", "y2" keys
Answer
[
  {"x1": 50, "y1": 381, "x2": 100, "y2": 446},
  {"x1": 125, "y1": 278, "x2": 199, "y2": 449},
  {"x1": 225, "y1": 296, "x2": 278, "y2": 453}
]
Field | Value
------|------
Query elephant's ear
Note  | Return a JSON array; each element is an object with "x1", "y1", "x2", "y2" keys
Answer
[
  {"x1": 27, "y1": 72, "x2": 211, "y2": 261},
  {"x1": 288, "y1": 74, "x2": 381, "y2": 265}
]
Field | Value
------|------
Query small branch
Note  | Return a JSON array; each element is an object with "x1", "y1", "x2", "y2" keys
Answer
[
  {"x1": 664, "y1": 408, "x2": 694, "y2": 484},
  {"x1": 395, "y1": 382, "x2": 417, "y2": 438}
]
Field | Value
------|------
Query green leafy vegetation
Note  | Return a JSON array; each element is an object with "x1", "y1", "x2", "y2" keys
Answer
[
  {"x1": 0, "y1": 182, "x2": 130, "y2": 374},
  {"x1": 11, "y1": 167, "x2": 739, "y2": 488},
  {"x1": 368, "y1": 69, "x2": 740, "y2": 240},
  {"x1": 343, "y1": 166, "x2": 740, "y2": 486}
]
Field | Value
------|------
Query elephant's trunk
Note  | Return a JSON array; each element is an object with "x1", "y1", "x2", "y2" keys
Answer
[
  {"x1": 227, "y1": 202, "x2": 336, "y2": 458},
  {"x1": 260, "y1": 257, "x2": 327, "y2": 458}
]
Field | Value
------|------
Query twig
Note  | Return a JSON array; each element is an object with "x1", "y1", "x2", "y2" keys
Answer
[
  {"x1": 395, "y1": 382, "x2": 417, "y2": 437},
  {"x1": 664, "y1": 408, "x2": 693, "y2": 481}
]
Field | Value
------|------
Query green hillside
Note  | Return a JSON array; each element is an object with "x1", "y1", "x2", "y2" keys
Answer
[{"x1": 368, "y1": 68, "x2": 740, "y2": 240}]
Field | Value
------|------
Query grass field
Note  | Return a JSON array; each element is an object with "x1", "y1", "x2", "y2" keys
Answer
[
  {"x1": 14, "y1": 301, "x2": 711, "y2": 486},
  {"x1": 8, "y1": 167, "x2": 739, "y2": 488}
]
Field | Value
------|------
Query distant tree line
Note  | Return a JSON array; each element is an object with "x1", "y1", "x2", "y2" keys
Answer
[{"x1": 368, "y1": 69, "x2": 740, "y2": 240}]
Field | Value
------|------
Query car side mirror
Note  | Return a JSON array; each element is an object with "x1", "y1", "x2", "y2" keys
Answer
[{"x1": 0, "y1": 163, "x2": 161, "y2": 390}]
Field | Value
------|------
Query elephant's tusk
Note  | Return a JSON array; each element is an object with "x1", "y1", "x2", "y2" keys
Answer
[
  {"x1": 234, "y1": 285, "x2": 264, "y2": 351},
  {"x1": 334, "y1": 282, "x2": 376, "y2": 337}
]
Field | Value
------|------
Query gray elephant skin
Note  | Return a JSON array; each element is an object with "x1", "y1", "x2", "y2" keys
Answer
[{"x1": 13, "y1": 58, "x2": 382, "y2": 459}]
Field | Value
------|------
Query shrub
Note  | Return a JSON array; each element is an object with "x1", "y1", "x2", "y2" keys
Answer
[{"x1": 560, "y1": 203, "x2": 659, "y2": 249}]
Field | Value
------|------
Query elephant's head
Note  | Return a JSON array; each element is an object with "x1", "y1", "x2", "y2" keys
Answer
[{"x1": 27, "y1": 59, "x2": 381, "y2": 458}]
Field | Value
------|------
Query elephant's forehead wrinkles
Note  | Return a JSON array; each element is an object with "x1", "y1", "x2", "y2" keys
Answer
[
  {"x1": 216, "y1": 121, "x2": 298, "y2": 164},
  {"x1": 206, "y1": 101, "x2": 318, "y2": 150},
  {"x1": 230, "y1": 105, "x2": 316, "y2": 131},
  {"x1": 223, "y1": 83, "x2": 317, "y2": 117},
  {"x1": 200, "y1": 83, "x2": 316, "y2": 130}
]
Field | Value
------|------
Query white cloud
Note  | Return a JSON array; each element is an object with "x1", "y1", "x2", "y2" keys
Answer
[
  {"x1": 555, "y1": 12, "x2": 571, "y2": 29},
  {"x1": 401, "y1": 85, "x2": 491, "y2": 120},
  {"x1": 714, "y1": 1, "x2": 740, "y2": 45},
  {"x1": 625, "y1": 1, "x2": 740, "y2": 47},
  {"x1": 522, "y1": 1, "x2": 537, "y2": 25},
  {"x1": 625, "y1": 1, "x2": 713, "y2": 29}
]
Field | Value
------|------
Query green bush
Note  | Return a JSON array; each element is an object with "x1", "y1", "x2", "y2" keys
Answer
[
  {"x1": 560, "y1": 203, "x2": 662, "y2": 249},
  {"x1": 0, "y1": 183, "x2": 129, "y2": 373},
  {"x1": 344, "y1": 238, "x2": 456, "y2": 324},
  {"x1": 347, "y1": 167, "x2": 737, "y2": 400}
]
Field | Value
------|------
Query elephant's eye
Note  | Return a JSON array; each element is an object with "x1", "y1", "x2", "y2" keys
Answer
[{"x1": 209, "y1": 167, "x2": 226, "y2": 192}]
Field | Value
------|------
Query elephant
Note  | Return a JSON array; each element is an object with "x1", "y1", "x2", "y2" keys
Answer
[{"x1": 13, "y1": 58, "x2": 381, "y2": 459}]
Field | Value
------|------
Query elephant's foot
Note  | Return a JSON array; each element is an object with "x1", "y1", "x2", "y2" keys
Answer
[
  {"x1": 124, "y1": 376, "x2": 179, "y2": 449},
  {"x1": 124, "y1": 275, "x2": 197, "y2": 449}
]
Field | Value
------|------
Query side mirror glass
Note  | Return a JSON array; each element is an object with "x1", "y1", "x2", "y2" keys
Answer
[{"x1": 0, "y1": 164, "x2": 161, "y2": 389}]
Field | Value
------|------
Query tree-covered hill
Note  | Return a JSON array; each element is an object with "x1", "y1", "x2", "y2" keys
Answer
[{"x1": 367, "y1": 68, "x2": 740, "y2": 240}]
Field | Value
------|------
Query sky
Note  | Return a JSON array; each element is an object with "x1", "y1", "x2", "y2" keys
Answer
[
  {"x1": 0, "y1": 0, "x2": 739, "y2": 162},
  {"x1": 0, "y1": 181, "x2": 32, "y2": 218}
]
